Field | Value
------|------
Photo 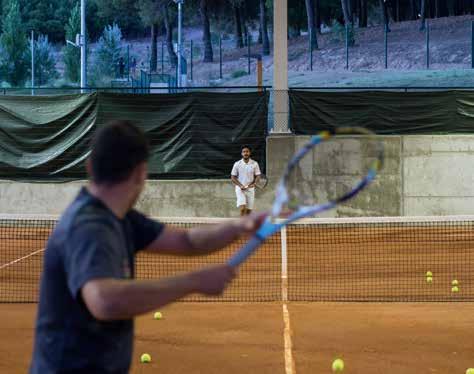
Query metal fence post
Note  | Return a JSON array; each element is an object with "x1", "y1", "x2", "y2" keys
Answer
[
  {"x1": 248, "y1": 34, "x2": 251, "y2": 75},
  {"x1": 471, "y1": 21, "x2": 474, "y2": 68},
  {"x1": 384, "y1": 25, "x2": 388, "y2": 69},
  {"x1": 426, "y1": 20, "x2": 430, "y2": 69},
  {"x1": 309, "y1": 30, "x2": 313, "y2": 71},
  {"x1": 161, "y1": 42, "x2": 164, "y2": 74},
  {"x1": 345, "y1": 24, "x2": 349, "y2": 70},
  {"x1": 190, "y1": 40, "x2": 193, "y2": 81},
  {"x1": 219, "y1": 35, "x2": 223, "y2": 79}
]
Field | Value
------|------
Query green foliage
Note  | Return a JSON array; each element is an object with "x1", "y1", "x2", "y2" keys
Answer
[
  {"x1": 231, "y1": 69, "x2": 247, "y2": 78},
  {"x1": 90, "y1": 23, "x2": 124, "y2": 86},
  {"x1": 93, "y1": 0, "x2": 145, "y2": 37},
  {"x1": 27, "y1": 34, "x2": 59, "y2": 86},
  {"x1": 0, "y1": 0, "x2": 28, "y2": 86},
  {"x1": 20, "y1": 0, "x2": 74, "y2": 43},
  {"x1": 137, "y1": 0, "x2": 161, "y2": 26},
  {"x1": 63, "y1": 4, "x2": 80, "y2": 83},
  {"x1": 330, "y1": 20, "x2": 355, "y2": 46}
]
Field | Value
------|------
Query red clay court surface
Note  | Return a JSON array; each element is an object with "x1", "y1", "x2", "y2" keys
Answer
[
  {"x1": 1, "y1": 218, "x2": 474, "y2": 373},
  {"x1": 0, "y1": 302, "x2": 473, "y2": 373}
]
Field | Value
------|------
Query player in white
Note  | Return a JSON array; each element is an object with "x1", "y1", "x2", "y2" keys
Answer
[{"x1": 231, "y1": 145, "x2": 261, "y2": 216}]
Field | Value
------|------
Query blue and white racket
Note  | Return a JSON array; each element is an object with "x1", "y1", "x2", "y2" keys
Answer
[{"x1": 228, "y1": 126, "x2": 384, "y2": 267}]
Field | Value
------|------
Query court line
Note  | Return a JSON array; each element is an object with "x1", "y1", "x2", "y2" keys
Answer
[
  {"x1": 0, "y1": 248, "x2": 45, "y2": 270},
  {"x1": 281, "y1": 226, "x2": 295, "y2": 374},
  {"x1": 283, "y1": 303, "x2": 295, "y2": 374}
]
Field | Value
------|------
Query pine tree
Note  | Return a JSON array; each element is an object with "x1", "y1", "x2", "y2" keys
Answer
[
  {"x1": 63, "y1": 4, "x2": 81, "y2": 83},
  {"x1": 0, "y1": 0, "x2": 28, "y2": 86}
]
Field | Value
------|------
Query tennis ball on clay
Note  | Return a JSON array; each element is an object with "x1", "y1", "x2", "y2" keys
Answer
[
  {"x1": 426, "y1": 276, "x2": 433, "y2": 283},
  {"x1": 332, "y1": 358, "x2": 344, "y2": 372},
  {"x1": 466, "y1": 368, "x2": 474, "y2": 374},
  {"x1": 452, "y1": 286, "x2": 459, "y2": 293},
  {"x1": 140, "y1": 353, "x2": 152, "y2": 363},
  {"x1": 154, "y1": 311, "x2": 163, "y2": 320},
  {"x1": 426, "y1": 271, "x2": 433, "y2": 277},
  {"x1": 452, "y1": 279, "x2": 459, "y2": 286}
]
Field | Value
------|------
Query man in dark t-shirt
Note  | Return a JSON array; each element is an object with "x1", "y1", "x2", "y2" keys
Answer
[{"x1": 30, "y1": 120, "x2": 265, "y2": 374}]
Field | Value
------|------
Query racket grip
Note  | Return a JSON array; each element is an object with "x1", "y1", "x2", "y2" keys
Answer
[{"x1": 227, "y1": 236, "x2": 264, "y2": 268}]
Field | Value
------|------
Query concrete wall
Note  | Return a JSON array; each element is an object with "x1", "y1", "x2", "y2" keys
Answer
[
  {"x1": 0, "y1": 135, "x2": 473, "y2": 217},
  {"x1": 403, "y1": 136, "x2": 474, "y2": 216}
]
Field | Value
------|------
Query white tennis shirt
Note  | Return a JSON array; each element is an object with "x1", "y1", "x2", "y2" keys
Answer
[{"x1": 231, "y1": 159, "x2": 261, "y2": 187}]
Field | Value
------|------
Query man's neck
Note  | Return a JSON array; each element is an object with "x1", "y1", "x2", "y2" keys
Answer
[
  {"x1": 87, "y1": 183, "x2": 131, "y2": 219},
  {"x1": 242, "y1": 158, "x2": 251, "y2": 163}
]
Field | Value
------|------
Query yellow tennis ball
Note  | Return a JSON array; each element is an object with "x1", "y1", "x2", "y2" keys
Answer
[
  {"x1": 154, "y1": 311, "x2": 162, "y2": 320},
  {"x1": 452, "y1": 280, "x2": 459, "y2": 286},
  {"x1": 426, "y1": 271, "x2": 433, "y2": 277},
  {"x1": 332, "y1": 358, "x2": 344, "y2": 372},
  {"x1": 426, "y1": 276, "x2": 433, "y2": 283},
  {"x1": 466, "y1": 368, "x2": 474, "y2": 374},
  {"x1": 452, "y1": 286, "x2": 459, "y2": 293},
  {"x1": 140, "y1": 353, "x2": 151, "y2": 363}
]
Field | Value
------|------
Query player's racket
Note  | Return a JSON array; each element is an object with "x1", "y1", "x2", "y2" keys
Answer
[
  {"x1": 254, "y1": 174, "x2": 268, "y2": 190},
  {"x1": 228, "y1": 126, "x2": 384, "y2": 267}
]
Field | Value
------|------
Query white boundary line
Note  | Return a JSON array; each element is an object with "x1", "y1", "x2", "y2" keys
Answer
[
  {"x1": 280, "y1": 226, "x2": 295, "y2": 374},
  {"x1": 283, "y1": 303, "x2": 295, "y2": 374},
  {"x1": 0, "y1": 248, "x2": 45, "y2": 270}
]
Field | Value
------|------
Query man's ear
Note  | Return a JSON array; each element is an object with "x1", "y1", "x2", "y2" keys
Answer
[{"x1": 132, "y1": 162, "x2": 147, "y2": 185}]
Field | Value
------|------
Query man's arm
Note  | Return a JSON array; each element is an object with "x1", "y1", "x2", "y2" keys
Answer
[
  {"x1": 248, "y1": 174, "x2": 260, "y2": 189},
  {"x1": 144, "y1": 213, "x2": 266, "y2": 256},
  {"x1": 82, "y1": 264, "x2": 234, "y2": 321},
  {"x1": 231, "y1": 175, "x2": 245, "y2": 189}
]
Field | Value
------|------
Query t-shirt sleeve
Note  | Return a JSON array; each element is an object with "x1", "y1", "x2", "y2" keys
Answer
[
  {"x1": 64, "y1": 220, "x2": 123, "y2": 300},
  {"x1": 127, "y1": 210, "x2": 165, "y2": 252},
  {"x1": 231, "y1": 162, "x2": 238, "y2": 176},
  {"x1": 255, "y1": 162, "x2": 262, "y2": 176}
]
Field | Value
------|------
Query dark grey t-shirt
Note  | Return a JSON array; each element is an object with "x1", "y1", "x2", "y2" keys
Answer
[{"x1": 30, "y1": 187, "x2": 164, "y2": 374}]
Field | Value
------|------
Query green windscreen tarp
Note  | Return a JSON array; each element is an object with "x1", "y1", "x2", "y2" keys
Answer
[
  {"x1": 0, "y1": 91, "x2": 269, "y2": 180},
  {"x1": 289, "y1": 90, "x2": 474, "y2": 134}
]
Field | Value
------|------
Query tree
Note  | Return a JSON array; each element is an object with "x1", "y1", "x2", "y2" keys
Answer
[
  {"x1": 21, "y1": 0, "x2": 75, "y2": 43},
  {"x1": 230, "y1": 0, "x2": 244, "y2": 48},
  {"x1": 305, "y1": 0, "x2": 318, "y2": 49},
  {"x1": 200, "y1": 0, "x2": 213, "y2": 62},
  {"x1": 359, "y1": 0, "x2": 367, "y2": 27},
  {"x1": 93, "y1": 0, "x2": 145, "y2": 38},
  {"x1": 162, "y1": 4, "x2": 177, "y2": 67},
  {"x1": 340, "y1": 0, "x2": 352, "y2": 25},
  {"x1": 27, "y1": 34, "x2": 58, "y2": 86},
  {"x1": 410, "y1": 0, "x2": 418, "y2": 20},
  {"x1": 91, "y1": 23, "x2": 124, "y2": 85},
  {"x1": 63, "y1": 4, "x2": 81, "y2": 83},
  {"x1": 259, "y1": 0, "x2": 269, "y2": 55},
  {"x1": 0, "y1": 0, "x2": 28, "y2": 86},
  {"x1": 138, "y1": 0, "x2": 177, "y2": 70},
  {"x1": 420, "y1": 0, "x2": 427, "y2": 30}
]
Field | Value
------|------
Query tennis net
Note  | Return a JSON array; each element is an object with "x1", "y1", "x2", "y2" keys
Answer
[{"x1": 0, "y1": 214, "x2": 473, "y2": 302}]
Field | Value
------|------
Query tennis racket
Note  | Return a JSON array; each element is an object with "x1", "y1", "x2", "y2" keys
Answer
[
  {"x1": 254, "y1": 174, "x2": 268, "y2": 190},
  {"x1": 228, "y1": 126, "x2": 384, "y2": 268}
]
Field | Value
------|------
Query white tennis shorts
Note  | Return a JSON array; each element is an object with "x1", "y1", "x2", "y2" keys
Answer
[{"x1": 235, "y1": 186, "x2": 255, "y2": 209}]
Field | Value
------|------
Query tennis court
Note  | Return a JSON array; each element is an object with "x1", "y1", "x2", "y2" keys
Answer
[{"x1": 0, "y1": 215, "x2": 473, "y2": 373}]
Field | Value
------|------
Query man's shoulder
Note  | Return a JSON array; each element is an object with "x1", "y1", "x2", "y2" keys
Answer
[
  {"x1": 57, "y1": 196, "x2": 116, "y2": 238},
  {"x1": 233, "y1": 160, "x2": 243, "y2": 168}
]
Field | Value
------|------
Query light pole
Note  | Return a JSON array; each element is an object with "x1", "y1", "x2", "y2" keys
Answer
[
  {"x1": 174, "y1": 0, "x2": 184, "y2": 88},
  {"x1": 31, "y1": 30, "x2": 35, "y2": 96},
  {"x1": 80, "y1": 0, "x2": 87, "y2": 92}
]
